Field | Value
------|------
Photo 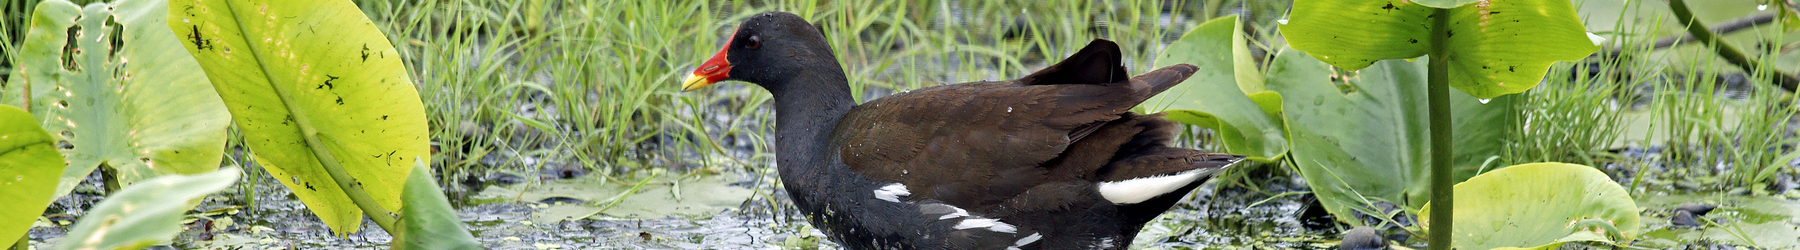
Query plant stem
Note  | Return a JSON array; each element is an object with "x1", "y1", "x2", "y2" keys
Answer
[
  {"x1": 304, "y1": 124, "x2": 399, "y2": 233},
  {"x1": 1601, "y1": 13, "x2": 1775, "y2": 58},
  {"x1": 1667, "y1": 0, "x2": 1800, "y2": 92},
  {"x1": 10, "y1": 233, "x2": 25, "y2": 250},
  {"x1": 1426, "y1": 7, "x2": 1455, "y2": 250}
]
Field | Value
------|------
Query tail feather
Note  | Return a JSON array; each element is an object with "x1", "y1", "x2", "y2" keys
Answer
[
  {"x1": 1017, "y1": 39, "x2": 1129, "y2": 86},
  {"x1": 1125, "y1": 64, "x2": 1199, "y2": 101}
]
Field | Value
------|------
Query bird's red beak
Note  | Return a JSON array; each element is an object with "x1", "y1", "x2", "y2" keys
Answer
[{"x1": 681, "y1": 42, "x2": 733, "y2": 91}]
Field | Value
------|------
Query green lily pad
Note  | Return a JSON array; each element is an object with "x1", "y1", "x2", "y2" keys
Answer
[
  {"x1": 1269, "y1": 49, "x2": 1510, "y2": 223},
  {"x1": 1, "y1": 0, "x2": 230, "y2": 197},
  {"x1": 474, "y1": 171, "x2": 755, "y2": 223},
  {"x1": 1281, "y1": 0, "x2": 1600, "y2": 99},
  {"x1": 1635, "y1": 195, "x2": 1800, "y2": 249},
  {"x1": 1142, "y1": 15, "x2": 1286, "y2": 163},
  {"x1": 392, "y1": 159, "x2": 481, "y2": 250},
  {"x1": 168, "y1": 0, "x2": 430, "y2": 234},
  {"x1": 0, "y1": 105, "x2": 66, "y2": 247},
  {"x1": 54, "y1": 167, "x2": 241, "y2": 250},
  {"x1": 1420, "y1": 162, "x2": 1642, "y2": 250}
]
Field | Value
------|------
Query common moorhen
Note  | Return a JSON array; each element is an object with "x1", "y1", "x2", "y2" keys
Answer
[{"x1": 681, "y1": 12, "x2": 1244, "y2": 250}]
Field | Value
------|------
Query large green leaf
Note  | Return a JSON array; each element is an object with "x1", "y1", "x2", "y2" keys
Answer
[
  {"x1": 54, "y1": 167, "x2": 241, "y2": 250},
  {"x1": 1142, "y1": 16, "x2": 1286, "y2": 163},
  {"x1": 168, "y1": 0, "x2": 428, "y2": 233},
  {"x1": 0, "y1": 105, "x2": 65, "y2": 247},
  {"x1": 1280, "y1": 0, "x2": 1600, "y2": 99},
  {"x1": 392, "y1": 159, "x2": 481, "y2": 250},
  {"x1": 1783, "y1": 0, "x2": 1800, "y2": 32},
  {"x1": 1420, "y1": 162, "x2": 1641, "y2": 250},
  {"x1": 0, "y1": 0, "x2": 229, "y2": 197},
  {"x1": 1269, "y1": 49, "x2": 1510, "y2": 223}
]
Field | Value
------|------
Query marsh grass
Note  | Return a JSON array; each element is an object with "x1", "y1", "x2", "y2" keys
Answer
[
  {"x1": 1, "y1": 0, "x2": 42, "y2": 85},
  {"x1": 330, "y1": 0, "x2": 1234, "y2": 191},
  {"x1": 1648, "y1": 39, "x2": 1798, "y2": 193},
  {"x1": 1503, "y1": 0, "x2": 1660, "y2": 169},
  {"x1": 1503, "y1": 0, "x2": 1800, "y2": 196}
]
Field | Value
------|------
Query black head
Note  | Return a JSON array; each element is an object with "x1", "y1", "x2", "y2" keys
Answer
[{"x1": 681, "y1": 12, "x2": 840, "y2": 93}]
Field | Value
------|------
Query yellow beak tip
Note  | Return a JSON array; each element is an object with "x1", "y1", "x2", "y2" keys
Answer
[{"x1": 680, "y1": 74, "x2": 713, "y2": 92}]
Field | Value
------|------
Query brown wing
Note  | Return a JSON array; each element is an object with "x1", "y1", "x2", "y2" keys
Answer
[{"x1": 829, "y1": 40, "x2": 1200, "y2": 210}]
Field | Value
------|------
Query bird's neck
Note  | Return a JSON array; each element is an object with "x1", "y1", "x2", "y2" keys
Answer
[{"x1": 767, "y1": 64, "x2": 854, "y2": 189}]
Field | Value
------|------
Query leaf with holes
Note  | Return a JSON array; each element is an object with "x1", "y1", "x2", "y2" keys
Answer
[
  {"x1": 0, "y1": 105, "x2": 66, "y2": 247},
  {"x1": 1420, "y1": 162, "x2": 1641, "y2": 250},
  {"x1": 1141, "y1": 15, "x2": 1286, "y2": 163},
  {"x1": 54, "y1": 167, "x2": 240, "y2": 250},
  {"x1": 168, "y1": 0, "x2": 428, "y2": 234},
  {"x1": 1280, "y1": 0, "x2": 1599, "y2": 99},
  {"x1": 0, "y1": 0, "x2": 229, "y2": 197}
]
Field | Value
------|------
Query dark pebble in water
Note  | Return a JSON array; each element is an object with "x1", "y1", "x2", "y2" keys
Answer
[
  {"x1": 1670, "y1": 210, "x2": 1701, "y2": 228},
  {"x1": 1769, "y1": 178, "x2": 1794, "y2": 194},
  {"x1": 539, "y1": 196, "x2": 586, "y2": 205},
  {"x1": 1296, "y1": 197, "x2": 1335, "y2": 230},
  {"x1": 1339, "y1": 226, "x2": 1387, "y2": 250},
  {"x1": 1385, "y1": 231, "x2": 1408, "y2": 243},
  {"x1": 547, "y1": 165, "x2": 587, "y2": 179},
  {"x1": 487, "y1": 172, "x2": 526, "y2": 186},
  {"x1": 1675, "y1": 203, "x2": 1718, "y2": 217}
]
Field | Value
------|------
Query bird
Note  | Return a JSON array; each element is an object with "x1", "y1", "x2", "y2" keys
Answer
[{"x1": 679, "y1": 12, "x2": 1244, "y2": 250}]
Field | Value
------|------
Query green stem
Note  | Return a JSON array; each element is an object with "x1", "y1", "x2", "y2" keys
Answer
[
  {"x1": 222, "y1": 0, "x2": 397, "y2": 234},
  {"x1": 10, "y1": 233, "x2": 26, "y2": 250},
  {"x1": 310, "y1": 135, "x2": 399, "y2": 232},
  {"x1": 101, "y1": 164, "x2": 120, "y2": 194},
  {"x1": 1668, "y1": 0, "x2": 1800, "y2": 92},
  {"x1": 1426, "y1": 7, "x2": 1455, "y2": 250}
]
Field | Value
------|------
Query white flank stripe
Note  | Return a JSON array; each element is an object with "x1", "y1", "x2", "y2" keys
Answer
[
  {"x1": 988, "y1": 221, "x2": 1017, "y2": 234},
  {"x1": 1096, "y1": 166, "x2": 1227, "y2": 204},
  {"x1": 938, "y1": 205, "x2": 969, "y2": 220},
  {"x1": 1014, "y1": 233, "x2": 1042, "y2": 247},
  {"x1": 1091, "y1": 237, "x2": 1116, "y2": 249},
  {"x1": 953, "y1": 218, "x2": 1017, "y2": 234},
  {"x1": 873, "y1": 183, "x2": 910, "y2": 203}
]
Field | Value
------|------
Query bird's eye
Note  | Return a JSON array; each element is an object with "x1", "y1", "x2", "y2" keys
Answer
[{"x1": 745, "y1": 36, "x2": 761, "y2": 49}]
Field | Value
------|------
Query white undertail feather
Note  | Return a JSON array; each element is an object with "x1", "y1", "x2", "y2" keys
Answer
[
  {"x1": 873, "y1": 183, "x2": 910, "y2": 202},
  {"x1": 1096, "y1": 164, "x2": 1232, "y2": 204},
  {"x1": 937, "y1": 205, "x2": 970, "y2": 220}
]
